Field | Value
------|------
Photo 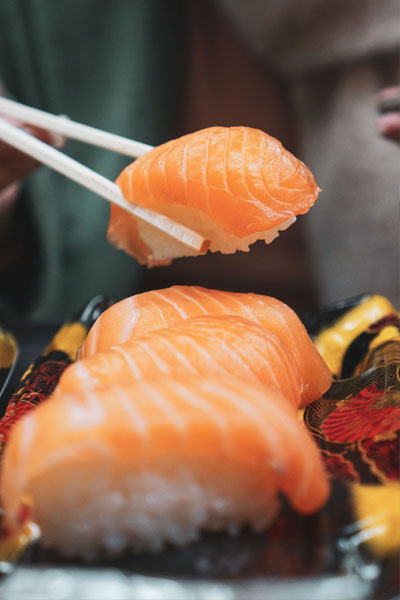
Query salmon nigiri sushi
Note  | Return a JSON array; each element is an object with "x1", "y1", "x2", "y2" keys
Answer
[
  {"x1": 109, "y1": 126, "x2": 320, "y2": 265},
  {"x1": 55, "y1": 316, "x2": 302, "y2": 408},
  {"x1": 1, "y1": 376, "x2": 329, "y2": 558},
  {"x1": 80, "y1": 286, "x2": 332, "y2": 407}
]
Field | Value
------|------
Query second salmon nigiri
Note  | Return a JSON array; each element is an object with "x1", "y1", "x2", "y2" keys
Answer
[
  {"x1": 56, "y1": 316, "x2": 302, "y2": 407},
  {"x1": 80, "y1": 286, "x2": 332, "y2": 407}
]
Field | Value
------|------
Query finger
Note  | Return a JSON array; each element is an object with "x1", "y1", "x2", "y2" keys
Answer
[
  {"x1": 24, "y1": 124, "x2": 65, "y2": 150},
  {"x1": 0, "y1": 123, "x2": 66, "y2": 189},
  {"x1": 377, "y1": 112, "x2": 400, "y2": 141},
  {"x1": 377, "y1": 86, "x2": 400, "y2": 142}
]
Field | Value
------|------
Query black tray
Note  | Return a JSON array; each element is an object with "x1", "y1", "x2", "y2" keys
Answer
[{"x1": 0, "y1": 311, "x2": 398, "y2": 600}]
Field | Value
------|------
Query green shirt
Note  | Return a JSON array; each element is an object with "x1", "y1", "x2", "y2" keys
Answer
[{"x1": 0, "y1": 0, "x2": 185, "y2": 320}]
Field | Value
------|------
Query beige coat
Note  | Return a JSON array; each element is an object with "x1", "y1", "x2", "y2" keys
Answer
[{"x1": 217, "y1": 0, "x2": 400, "y2": 305}]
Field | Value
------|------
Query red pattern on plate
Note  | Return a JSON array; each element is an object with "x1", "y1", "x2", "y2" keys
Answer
[
  {"x1": 359, "y1": 435, "x2": 400, "y2": 481},
  {"x1": 320, "y1": 450, "x2": 360, "y2": 483},
  {"x1": 321, "y1": 383, "x2": 400, "y2": 443},
  {"x1": 0, "y1": 360, "x2": 68, "y2": 452}
]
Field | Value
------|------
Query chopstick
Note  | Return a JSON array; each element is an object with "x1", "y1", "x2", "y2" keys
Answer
[
  {"x1": 0, "y1": 97, "x2": 153, "y2": 157},
  {"x1": 0, "y1": 117, "x2": 208, "y2": 253}
]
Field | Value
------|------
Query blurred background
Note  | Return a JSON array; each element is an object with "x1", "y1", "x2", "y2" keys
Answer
[{"x1": 0, "y1": 0, "x2": 399, "y2": 321}]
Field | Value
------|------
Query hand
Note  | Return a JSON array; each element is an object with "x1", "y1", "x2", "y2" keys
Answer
[
  {"x1": 0, "y1": 124, "x2": 64, "y2": 191},
  {"x1": 377, "y1": 86, "x2": 400, "y2": 142},
  {"x1": 0, "y1": 123, "x2": 64, "y2": 268}
]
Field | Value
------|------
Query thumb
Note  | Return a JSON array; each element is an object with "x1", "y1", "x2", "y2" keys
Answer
[{"x1": 24, "y1": 124, "x2": 66, "y2": 150}]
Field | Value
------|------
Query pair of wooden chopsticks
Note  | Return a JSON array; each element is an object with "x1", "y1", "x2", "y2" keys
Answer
[{"x1": 0, "y1": 97, "x2": 207, "y2": 253}]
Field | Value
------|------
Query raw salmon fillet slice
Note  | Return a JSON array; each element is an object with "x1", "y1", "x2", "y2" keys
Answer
[
  {"x1": 56, "y1": 316, "x2": 302, "y2": 407},
  {"x1": 109, "y1": 126, "x2": 320, "y2": 265},
  {"x1": 80, "y1": 286, "x2": 331, "y2": 407}
]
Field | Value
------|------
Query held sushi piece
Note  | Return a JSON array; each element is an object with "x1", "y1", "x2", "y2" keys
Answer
[
  {"x1": 1, "y1": 376, "x2": 329, "y2": 559},
  {"x1": 109, "y1": 126, "x2": 320, "y2": 265},
  {"x1": 80, "y1": 286, "x2": 332, "y2": 408},
  {"x1": 55, "y1": 316, "x2": 302, "y2": 408}
]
